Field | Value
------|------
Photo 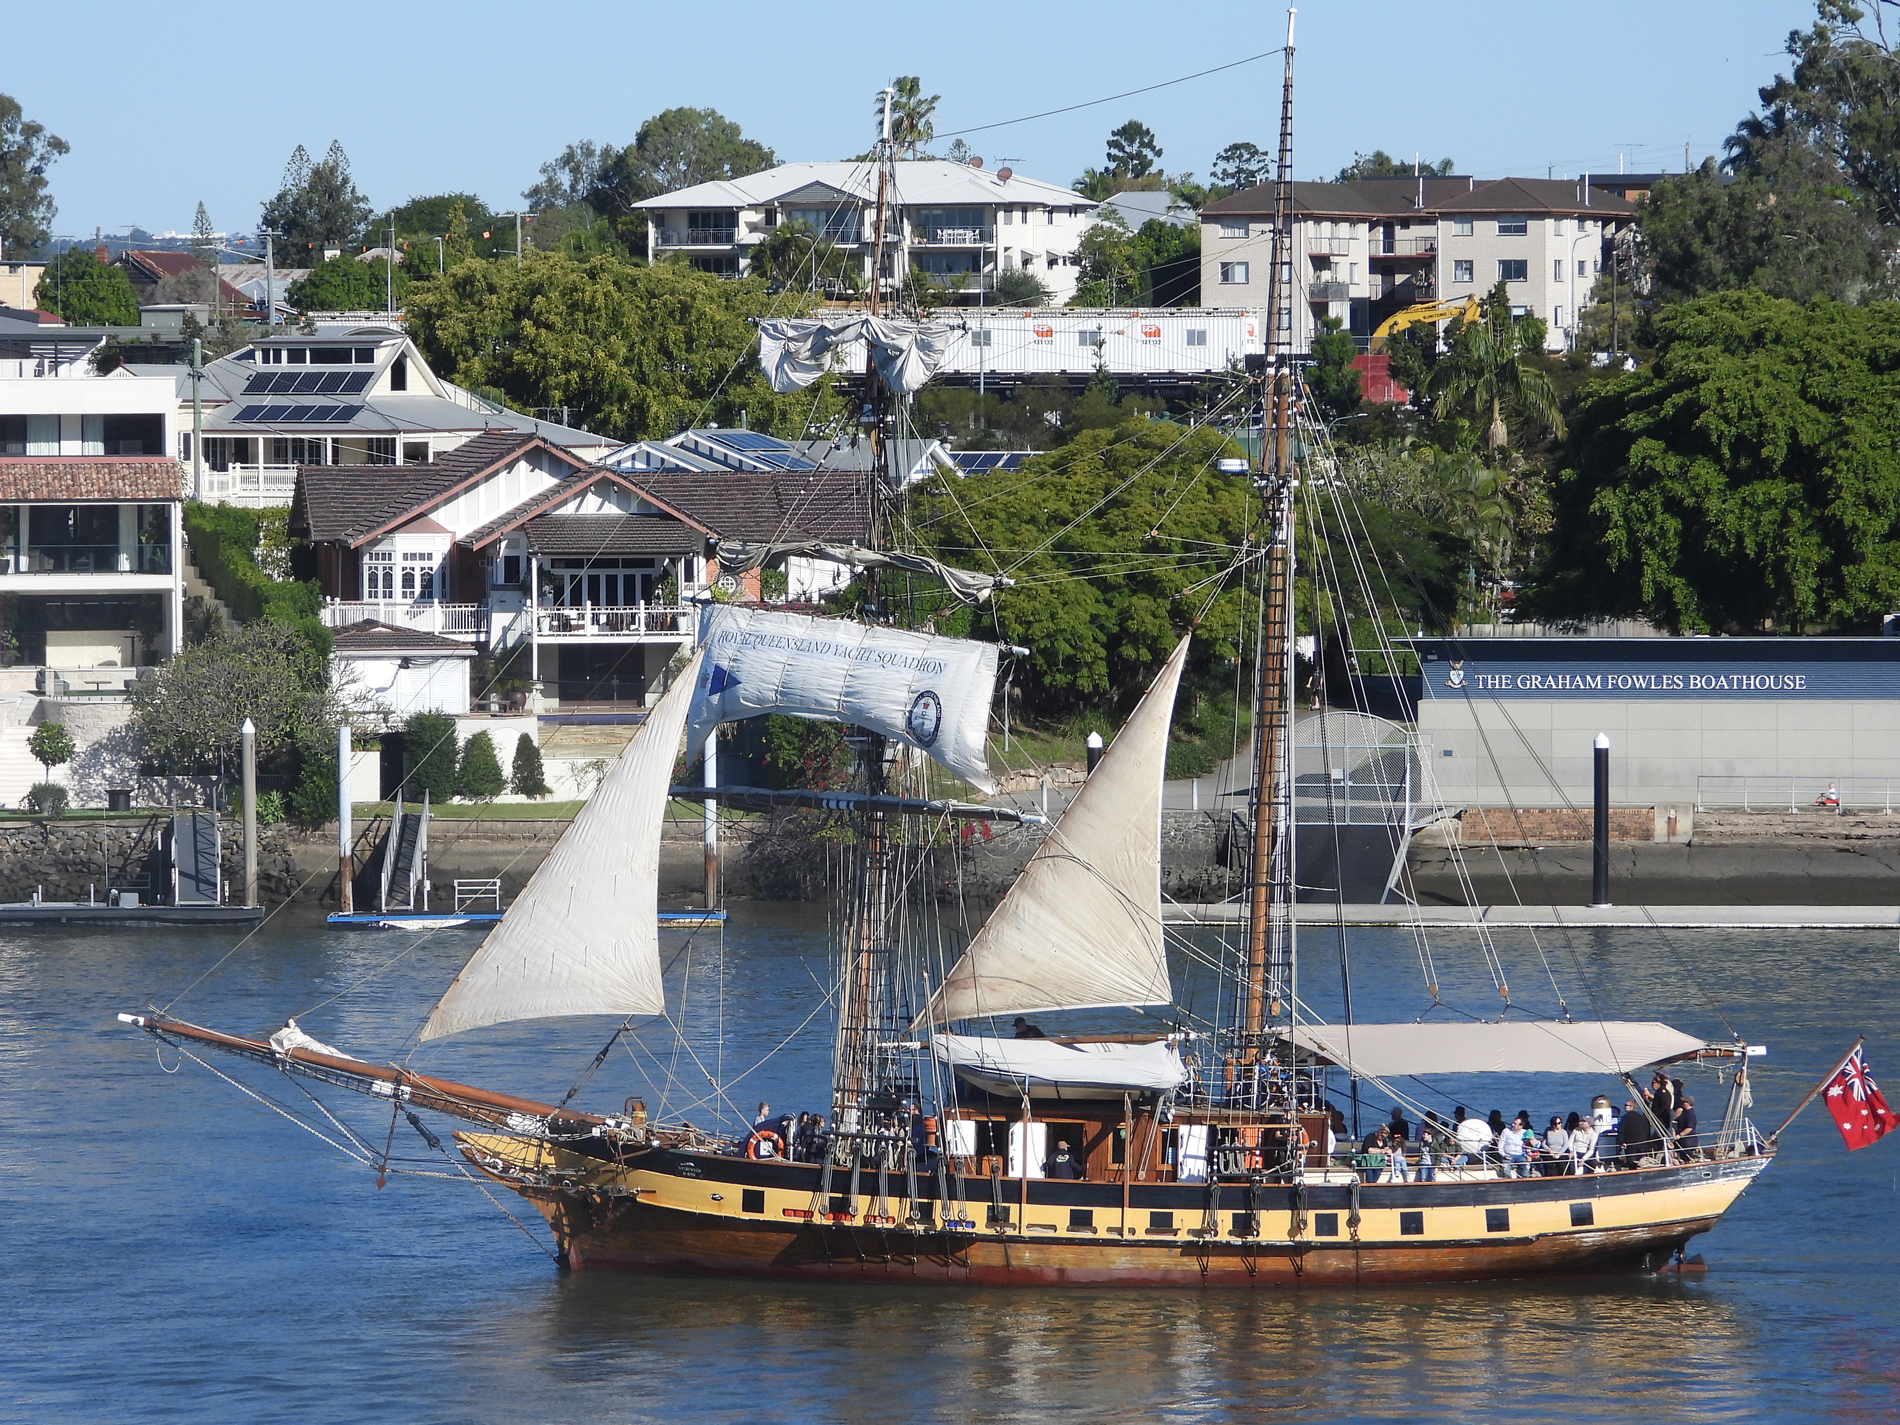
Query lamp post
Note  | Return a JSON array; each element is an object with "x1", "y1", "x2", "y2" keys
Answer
[
  {"x1": 493, "y1": 211, "x2": 533, "y2": 264},
  {"x1": 1591, "y1": 733, "x2": 1610, "y2": 907}
]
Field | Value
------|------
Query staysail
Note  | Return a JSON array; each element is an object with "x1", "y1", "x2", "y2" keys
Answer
[
  {"x1": 685, "y1": 607, "x2": 999, "y2": 793},
  {"x1": 712, "y1": 540, "x2": 1011, "y2": 606},
  {"x1": 419, "y1": 647, "x2": 703, "y2": 1041},
  {"x1": 916, "y1": 634, "x2": 1192, "y2": 1028}
]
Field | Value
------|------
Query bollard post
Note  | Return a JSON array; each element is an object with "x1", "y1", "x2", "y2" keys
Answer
[
  {"x1": 1086, "y1": 731, "x2": 1104, "y2": 775},
  {"x1": 1591, "y1": 733, "x2": 1610, "y2": 907},
  {"x1": 337, "y1": 722, "x2": 353, "y2": 914},
  {"x1": 241, "y1": 718, "x2": 258, "y2": 908}
]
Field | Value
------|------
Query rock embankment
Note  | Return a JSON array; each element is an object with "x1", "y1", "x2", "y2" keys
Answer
[{"x1": 0, "y1": 816, "x2": 298, "y2": 904}]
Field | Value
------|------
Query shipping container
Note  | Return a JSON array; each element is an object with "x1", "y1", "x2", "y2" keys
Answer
[{"x1": 759, "y1": 308, "x2": 1264, "y2": 383}]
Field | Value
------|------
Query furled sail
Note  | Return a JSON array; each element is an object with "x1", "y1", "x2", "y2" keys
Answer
[
  {"x1": 713, "y1": 539, "x2": 1011, "y2": 606},
  {"x1": 757, "y1": 315, "x2": 956, "y2": 394},
  {"x1": 419, "y1": 648, "x2": 703, "y2": 1041},
  {"x1": 932, "y1": 1034, "x2": 1190, "y2": 1098},
  {"x1": 686, "y1": 607, "x2": 998, "y2": 793},
  {"x1": 916, "y1": 634, "x2": 1191, "y2": 1028}
]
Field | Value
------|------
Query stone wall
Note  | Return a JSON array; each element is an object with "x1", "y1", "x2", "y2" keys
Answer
[{"x1": 0, "y1": 815, "x2": 297, "y2": 904}]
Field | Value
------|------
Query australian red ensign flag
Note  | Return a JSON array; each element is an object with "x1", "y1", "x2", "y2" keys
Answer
[{"x1": 1825, "y1": 1045, "x2": 1900, "y2": 1150}]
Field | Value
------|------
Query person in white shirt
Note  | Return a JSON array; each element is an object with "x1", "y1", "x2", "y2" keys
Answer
[
  {"x1": 1452, "y1": 1106, "x2": 1493, "y2": 1168},
  {"x1": 1566, "y1": 1112, "x2": 1597, "y2": 1174},
  {"x1": 1497, "y1": 1113, "x2": 1531, "y2": 1177}
]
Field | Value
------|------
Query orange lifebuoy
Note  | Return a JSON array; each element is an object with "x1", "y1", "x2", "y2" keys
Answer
[{"x1": 746, "y1": 1130, "x2": 785, "y2": 1161}]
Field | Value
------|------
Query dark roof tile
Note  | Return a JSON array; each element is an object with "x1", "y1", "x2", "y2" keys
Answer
[
  {"x1": 0, "y1": 457, "x2": 184, "y2": 501},
  {"x1": 330, "y1": 619, "x2": 476, "y2": 656}
]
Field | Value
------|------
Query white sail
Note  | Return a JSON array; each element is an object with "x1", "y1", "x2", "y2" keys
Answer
[
  {"x1": 419, "y1": 648, "x2": 703, "y2": 1041},
  {"x1": 757, "y1": 315, "x2": 956, "y2": 395},
  {"x1": 917, "y1": 634, "x2": 1191, "y2": 1028},
  {"x1": 686, "y1": 606, "x2": 999, "y2": 793}
]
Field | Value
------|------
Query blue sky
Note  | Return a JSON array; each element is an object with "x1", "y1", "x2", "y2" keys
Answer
[{"x1": 10, "y1": 0, "x2": 1818, "y2": 242}]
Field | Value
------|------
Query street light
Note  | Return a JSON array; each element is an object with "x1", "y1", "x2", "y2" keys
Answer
[{"x1": 492, "y1": 211, "x2": 534, "y2": 264}]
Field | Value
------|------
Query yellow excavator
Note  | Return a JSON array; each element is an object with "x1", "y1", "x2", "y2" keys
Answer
[{"x1": 1369, "y1": 294, "x2": 1482, "y2": 353}]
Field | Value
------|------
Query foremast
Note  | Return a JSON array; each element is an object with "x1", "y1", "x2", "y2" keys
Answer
[
  {"x1": 825, "y1": 86, "x2": 917, "y2": 1218},
  {"x1": 1235, "y1": 10, "x2": 1300, "y2": 1105}
]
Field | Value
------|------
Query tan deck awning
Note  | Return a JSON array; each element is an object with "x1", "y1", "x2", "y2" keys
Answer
[{"x1": 1274, "y1": 1021, "x2": 1730, "y2": 1078}]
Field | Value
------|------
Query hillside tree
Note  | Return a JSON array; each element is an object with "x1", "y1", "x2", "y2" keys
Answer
[
  {"x1": 0, "y1": 94, "x2": 68, "y2": 252},
  {"x1": 260, "y1": 141, "x2": 373, "y2": 256}
]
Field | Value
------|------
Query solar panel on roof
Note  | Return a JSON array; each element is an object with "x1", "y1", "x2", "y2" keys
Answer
[
  {"x1": 260, "y1": 404, "x2": 293, "y2": 421},
  {"x1": 242, "y1": 374, "x2": 275, "y2": 395},
  {"x1": 325, "y1": 404, "x2": 363, "y2": 422},
  {"x1": 717, "y1": 431, "x2": 792, "y2": 451},
  {"x1": 236, "y1": 404, "x2": 267, "y2": 421},
  {"x1": 317, "y1": 372, "x2": 348, "y2": 393},
  {"x1": 340, "y1": 372, "x2": 371, "y2": 394},
  {"x1": 285, "y1": 405, "x2": 319, "y2": 421},
  {"x1": 293, "y1": 372, "x2": 326, "y2": 393}
]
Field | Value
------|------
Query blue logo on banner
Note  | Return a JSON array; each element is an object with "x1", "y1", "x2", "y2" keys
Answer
[{"x1": 707, "y1": 665, "x2": 739, "y2": 696}]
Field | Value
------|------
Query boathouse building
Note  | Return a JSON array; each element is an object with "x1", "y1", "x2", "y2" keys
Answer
[{"x1": 1406, "y1": 637, "x2": 1900, "y2": 817}]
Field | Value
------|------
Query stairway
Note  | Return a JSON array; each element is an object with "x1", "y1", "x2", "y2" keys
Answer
[{"x1": 180, "y1": 553, "x2": 238, "y2": 634}]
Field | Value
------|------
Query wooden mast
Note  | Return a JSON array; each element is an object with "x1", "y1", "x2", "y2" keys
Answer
[
  {"x1": 833, "y1": 88, "x2": 899, "y2": 1161},
  {"x1": 1242, "y1": 9, "x2": 1299, "y2": 1095}
]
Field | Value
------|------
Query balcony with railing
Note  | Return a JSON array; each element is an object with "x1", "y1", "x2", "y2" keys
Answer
[
  {"x1": 1375, "y1": 234, "x2": 1437, "y2": 257},
  {"x1": 321, "y1": 600, "x2": 487, "y2": 640},
  {"x1": 655, "y1": 226, "x2": 740, "y2": 247},
  {"x1": 912, "y1": 225, "x2": 995, "y2": 246},
  {"x1": 1306, "y1": 237, "x2": 1353, "y2": 256},
  {"x1": 198, "y1": 465, "x2": 299, "y2": 507},
  {"x1": 2, "y1": 543, "x2": 172, "y2": 575},
  {"x1": 535, "y1": 604, "x2": 693, "y2": 640},
  {"x1": 1307, "y1": 281, "x2": 1351, "y2": 302}
]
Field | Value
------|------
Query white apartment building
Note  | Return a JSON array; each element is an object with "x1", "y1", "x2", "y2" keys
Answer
[
  {"x1": 1200, "y1": 177, "x2": 1634, "y2": 353},
  {"x1": 632, "y1": 160, "x2": 1099, "y2": 304}
]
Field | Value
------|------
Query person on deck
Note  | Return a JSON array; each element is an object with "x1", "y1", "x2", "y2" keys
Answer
[
  {"x1": 754, "y1": 1102, "x2": 774, "y2": 1128},
  {"x1": 1360, "y1": 1125, "x2": 1391, "y2": 1183},
  {"x1": 1012, "y1": 1017, "x2": 1047, "y2": 1039},
  {"x1": 1385, "y1": 1108, "x2": 1413, "y2": 1182},
  {"x1": 1415, "y1": 1115, "x2": 1442, "y2": 1182},
  {"x1": 1497, "y1": 1113, "x2": 1530, "y2": 1178},
  {"x1": 1618, "y1": 1098, "x2": 1653, "y2": 1166},
  {"x1": 1676, "y1": 1096, "x2": 1700, "y2": 1159},
  {"x1": 1543, "y1": 1116, "x2": 1570, "y2": 1177},
  {"x1": 1044, "y1": 1139, "x2": 1083, "y2": 1180},
  {"x1": 1566, "y1": 1112, "x2": 1597, "y2": 1173}
]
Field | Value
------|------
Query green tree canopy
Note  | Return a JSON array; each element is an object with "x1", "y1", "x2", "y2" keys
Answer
[
  {"x1": 882, "y1": 76, "x2": 939, "y2": 158},
  {"x1": 1106, "y1": 120, "x2": 1162, "y2": 180},
  {"x1": 391, "y1": 191, "x2": 492, "y2": 240},
  {"x1": 573, "y1": 109, "x2": 777, "y2": 219},
  {"x1": 404, "y1": 251, "x2": 838, "y2": 439},
  {"x1": 1529, "y1": 290, "x2": 1900, "y2": 632},
  {"x1": 1308, "y1": 316, "x2": 1363, "y2": 421},
  {"x1": 0, "y1": 94, "x2": 67, "y2": 253},
  {"x1": 749, "y1": 219, "x2": 860, "y2": 293},
  {"x1": 38, "y1": 249, "x2": 137, "y2": 325},
  {"x1": 510, "y1": 733, "x2": 550, "y2": 799},
  {"x1": 1639, "y1": 148, "x2": 1890, "y2": 305},
  {"x1": 260, "y1": 141, "x2": 372, "y2": 256},
  {"x1": 1740, "y1": 0, "x2": 1900, "y2": 226},
  {"x1": 1210, "y1": 142, "x2": 1270, "y2": 193},
  {"x1": 1426, "y1": 282, "x2": 1562, "y2": 452},
  {"x1": 130, "y1": 620, "x2": 336, "y2": 779},
  {"x1": 1334, "y1": 150, "x2": 1456, "y2": 182},
  {"x1": 285, "y1": 254, "x2": 407, "y2": 313},
  {"x1": 27, "y1": 720, "x2": 73, "y2": 776},
  {"x1": 912, "y1": 420, "x2": 1251, "y2": 711},
  {"x1": 403, "y1": 712, "x2": 460, "y2": 801},
  {"x1": 456, "y1": 729, "x2": 506, "y2": 799}
]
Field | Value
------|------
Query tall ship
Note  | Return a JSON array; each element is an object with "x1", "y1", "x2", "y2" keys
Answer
[{"x1": 122, "y1": 24, "x2": 1778, "y2": 1284}]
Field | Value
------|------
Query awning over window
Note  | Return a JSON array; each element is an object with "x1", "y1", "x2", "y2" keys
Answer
[{"x1": 1272, "y1": 1021, "x2": 1734, "y2": 1078}]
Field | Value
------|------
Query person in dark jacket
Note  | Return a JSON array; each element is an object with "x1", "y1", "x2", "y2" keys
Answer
[
  {"x1": 1044, "y1": 1139, "x2": 1083, "y2": 1179},
  {"x1": 1618, "y1": 1098, "x2": 1653, "y2": 1165},
  {"x1": 1012, "y1": 1017, "x2": 1047, "y2": 1039},
  {"x1": 1675, "y1": 1096, "x2": 1700, "y2": 1159}
]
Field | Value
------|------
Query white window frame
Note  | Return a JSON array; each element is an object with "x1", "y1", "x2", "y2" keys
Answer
[
  {"x1": 1497, "y1": 215, "x2": 1528, "y2": 236},
  {"x1": 1219, "y1": 218, "x2": 1248, "y2": 239},
  {"x1": 1452, "y1": 217, "x2": 1474, "y2": 236},
  {"x1": 1185, "y1": 329, "x2": 1208, "y2": 347},
  {"x1": 1498, "y1": 258, "x2": 1528, "y2": 282},
  {"x1": 1452, "y1": 259, "x2": 1474, "y2": 284},
  {"x1": 1219, "y1": 261, "x2": 1250, "y2": 284}
]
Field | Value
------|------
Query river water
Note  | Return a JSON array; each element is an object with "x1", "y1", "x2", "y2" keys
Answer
[{"x1": 4, "y1": 904, "x2": 1898, "y2": 1423}]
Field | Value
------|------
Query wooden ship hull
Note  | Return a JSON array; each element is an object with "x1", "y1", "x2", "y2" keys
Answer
[{"x1": 459, "y1": 1131, "x2": 1770, "y2": 1286}]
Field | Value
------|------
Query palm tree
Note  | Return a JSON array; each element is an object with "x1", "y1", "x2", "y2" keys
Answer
[
  {"x1": 751, "y1": 220, "x2": 861, "y2": 295},
  {"x1": 1426, "y1": 282, "x2": 1565, "y2": 453},
  {"x1": 876, "y1": 77, "x2": 939, "y2": 159}
]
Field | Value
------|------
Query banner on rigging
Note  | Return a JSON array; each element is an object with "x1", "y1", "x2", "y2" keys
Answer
[
  {"x1": 1825, "y1": 1044, "x2": 1899, "y2": 1150},
  {"x1": 685, "y1": 608, "x2": 999, "y2": 793}
]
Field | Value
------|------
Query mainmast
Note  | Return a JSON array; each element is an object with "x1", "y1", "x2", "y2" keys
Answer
[
  {"x1": 1239, "y1": 9, "x2": 1299, "y2": 1103},
  {"x1": 829, "y1": 88, "x2": 908, "y2": 1203}
]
